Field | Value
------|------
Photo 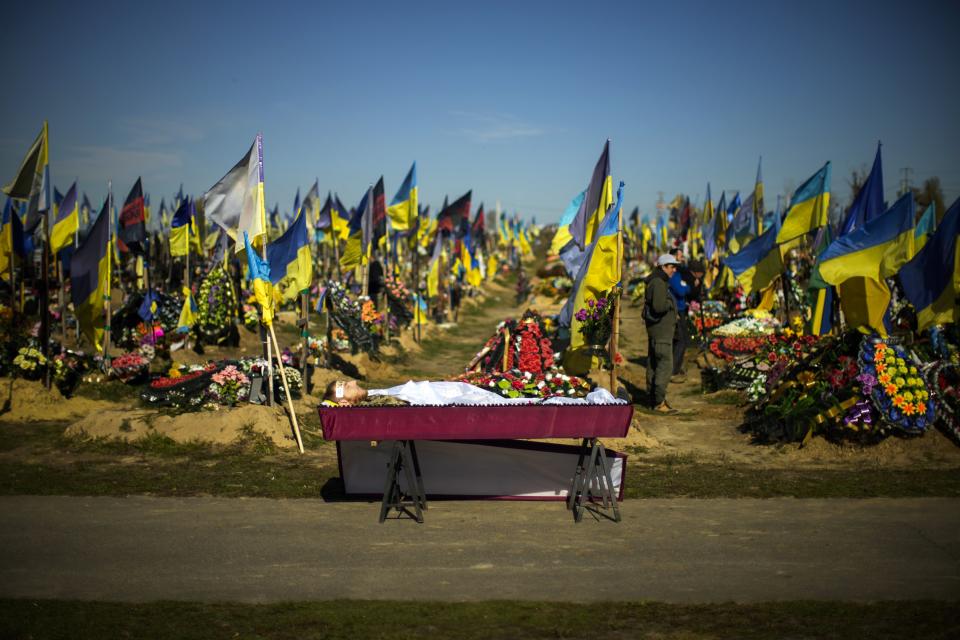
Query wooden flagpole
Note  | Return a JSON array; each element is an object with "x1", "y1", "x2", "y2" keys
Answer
[
  {"x1": 300, "y1": 290, "x2": 309, "y2": 388},
  {"x1": 268, "y1": 322, "x2": 304, "y2": 453}
]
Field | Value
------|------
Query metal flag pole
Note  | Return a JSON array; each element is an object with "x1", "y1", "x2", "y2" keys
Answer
[
  {"x1": 103, "y1": 181, "x2": 113, "y2": 365},
  {"x1": 609, "y1": 186, "x2": 624, "y2": 395}
]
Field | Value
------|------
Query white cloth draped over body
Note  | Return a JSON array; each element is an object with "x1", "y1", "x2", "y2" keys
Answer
[{"x1": 367, "y1": 380, "x2": 624, "y2": 406}]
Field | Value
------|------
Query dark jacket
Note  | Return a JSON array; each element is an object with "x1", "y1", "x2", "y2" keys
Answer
[{"x1": 644, "y1": 268, "x2": 678, "y2": 341}]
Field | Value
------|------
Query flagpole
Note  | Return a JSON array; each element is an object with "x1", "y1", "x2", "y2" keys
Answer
[
  {"x1": 300, "y1": 290, "x2": 309, "y2": 390},
  {"x1": 56, "y1": 253, "x2": 67, "y2": 339},
  {"x1": 414, "y1": 232, "x2": 421, "y2": 343},
  {"x1": 256, "y1": 134, "x2": 274, "y2": 407},
  {"x1": 41, "y1": 207, "x2": 52, "y2": 389},
  {"x1": 609, "y1": 197, "x2": 623, "y2": 395},
  {"x1": 184, "y1": 227, "x2": 191, "y2": 349},
  {"x1": 267, "y1": 323, "x2": 303, "y2": 453},
  {"x1": 104, "y1": 181, "x2": 113, "y2": 364}
]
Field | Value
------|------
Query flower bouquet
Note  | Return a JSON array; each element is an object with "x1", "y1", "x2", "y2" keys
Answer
[
  {"x1": 206, "y1": 365, "x2": 251, "y2": 407},
  {"x1": 456, "y1": 368, "x2": 590, "y2": 399},
  {"x1": 142, "y1": 363, "x2": 219, "y2": 410},
  {"x1": 690, "y1": 300, "x2": 727, "y2": 333},
  {"x1": 575, "y1": 293, "x2": 614, "y2": 348},
  {"x1": 858, "y1": 339, "x2": 934, "y2": 435},
  {"x1": 109, "y1": 351, "x2": 150, "y2": 383},
  {"x1": 384, "y1": 274, "x2": 414, "y2": 328},
  {"x1": 468, "y1": 310, "x2": 556, "y2": 374},
  {"x1": 273, "y1": 366, "x2": 302, "y2": 402},
  {"x1": 325, "y1": 281, "x2": 379, "y2": 355},
  {"x1": 51, "y1": 348, "x2": 92, "y2": 397},
  {"x1": 712, "y1": 314, "x2": 778, "y2": 337},
  {"x1": 197, "y1": 266, "x2": 239, "y2": 344},
  {"x1": 13, "y1": 346, "x2": 47, "y2": 380}
]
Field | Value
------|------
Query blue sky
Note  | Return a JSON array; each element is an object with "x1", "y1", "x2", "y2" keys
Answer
[{"x1": 1, "y1": 0, "x2": 957, "y2": 223}]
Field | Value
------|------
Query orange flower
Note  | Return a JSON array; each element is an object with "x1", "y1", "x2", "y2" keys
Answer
[
  {"x1": 914, "y1": 402, "x2": 927, "y2": 415},
  {"x1": 874, "y1": 343, "x2": 887, "y2": 352},
  {"x1": 892, "y1": 395, "x2": 905, "y2": 408},
  {"x1": 902, "y1": 403, "x2": 916, "y2": 416},
  {"x1": 878, "y1": 373, "x2": 891, "y2": 385},
  {"x1": 884, "y1": 383, "x2": 899, "y2": 395},
  {"x1": 875, "y1": 363, "x2": 887, "y2": 373}
]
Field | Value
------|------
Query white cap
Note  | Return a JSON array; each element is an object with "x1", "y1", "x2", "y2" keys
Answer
[{"x1": 656, "y1": 254, "x2": 680, "y2": 267}]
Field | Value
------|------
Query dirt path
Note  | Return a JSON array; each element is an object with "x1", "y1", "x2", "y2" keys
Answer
[{"x1": 2, "y1": 495, "x2": 957, "y2": 603}]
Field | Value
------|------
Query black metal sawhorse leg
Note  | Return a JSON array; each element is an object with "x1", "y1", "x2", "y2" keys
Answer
[
  {"x1": 378, "y1": 440, "x2": 428, "y2": 523},
  {"x1": 567, "y1": 437, "x2": 621, "y2": 523}
]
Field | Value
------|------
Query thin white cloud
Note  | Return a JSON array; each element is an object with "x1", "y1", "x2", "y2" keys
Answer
[
  {"x1": 57, "y1": 145, "x2": 183, "y2": 181},
  {"x1": 450, "y1": 111, "x2": 545, "y2": 143},
  {"x1": 116, "y1": 116, "x2": 205, "y2": 147}
]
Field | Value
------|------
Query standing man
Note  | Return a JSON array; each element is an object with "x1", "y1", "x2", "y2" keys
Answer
[
  {"x1": 644, "y1": 254, "x2": 679, "y2": 414},
  {"x1": 668, "y1": 253, "x2": 705, "y2": 381}
]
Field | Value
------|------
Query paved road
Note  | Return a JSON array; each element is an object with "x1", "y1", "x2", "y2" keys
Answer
[{"x1": 1, "y1": 496, "x2": 958, "y2": 603}]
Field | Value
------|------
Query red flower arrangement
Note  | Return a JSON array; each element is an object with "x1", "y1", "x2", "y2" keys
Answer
[
  {"x1": 149, "y1": 364, "x2": 218, "y2": 390},
  {"x1": 469, "y1": 310, "x2": 555, "y2": 375}
]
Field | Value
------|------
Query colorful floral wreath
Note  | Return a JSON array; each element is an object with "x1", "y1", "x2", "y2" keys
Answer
[{"x1": 857, "y1": 338, "x2": 934, "y2": 434}]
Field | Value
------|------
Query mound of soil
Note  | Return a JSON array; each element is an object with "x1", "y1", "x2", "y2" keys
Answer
[{"x1": 65, "y1": 403, "x2": 301, "y2": 448}]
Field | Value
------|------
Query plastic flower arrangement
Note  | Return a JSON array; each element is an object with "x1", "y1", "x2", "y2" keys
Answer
[
  {"x1": 858, "y1": 339, "x2": 934, "y2": 434},
  {"x1": 325, "y1": 281, "x2": 379, "y2": 355},
  {"x1": 469, "y1": 310, "x2": 555, "y2": 374},
  {"x1": 13, "y1": 346, "x2": 47, "y2": 379},
  {"x1": 206, "y1": 365, "x2": 250, "y2": 407},
  {"x1": 274, "y1": 366, "x2": 302, "y2": 402},
  {"x1": 51, "y1": 349, "x2": 91, "y2": 397},
  {"x1": 109, "y1": 351, "x2": 150, "y2": 383},
  {"x1": 360, "y1": 298, "x2": 383, "y2": 326},
  {"x1": 456, "y1": 368, "x2": 590, "y2": 399},
  {"x1": 575, "y1": 293, "x2": 614, "y2": 346},
  {"x1": 712, "y1": 315, "x2": 779, "y2": 337},
  {"x1": 383, "y1": 274, "x2": 414, "y2": 328},
  {"x1": 197, "y1": 266, "x2": 239, "y2": 343},
  {"x1": 690, "y1": 300, "x2": 727, "y2": 333}
]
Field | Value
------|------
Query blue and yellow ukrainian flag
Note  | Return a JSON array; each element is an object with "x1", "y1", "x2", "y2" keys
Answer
[
  {"x1": 569, "y1": 140, "x2": 613, "y2": 250},
  {"x1": 2, "y1": 121, "x2": 50, "y2": 234},
  {"x1": 50, "y1": 181, "x2": 79, "y2": 255},
  {"x1": 914, "y1": 202, "x2": 936, "y2": 254},
  {"x1": 517, "y1": 222, "x2": 532, "y2": 255},
  {"x1": 806, "y1": 226, "x2": 835, "y2": 336},
  {"x1": 70, "y1": 197, "x2": 111, "y2": 351},
  {"x1": 817, "y1": 192, "x2": 915, "y2": 286},
  {"x1": 266, "y1": 208, "x2": 313, "y2": 300},
  {"x1": 840, "y1": 143, "x2": 883, "y2": 235},
  {"x1": 1, "y1": 199, "x2": 25, "y2": 276},
  {"x1": 426, "y1": 233, "x2": 444, "y2": 298},
  {"x1": 461, "y1": 230, "x2": 483, "y2": 287},
  {"x1": 332, "y1": 193, "x2": 351, "y2": 240},
  {"x1": 549, "y1": 189, "x2": 586, "y2": 255},
  {"x1": 900, "y1": 197, "x2": 960, "y2": 331},
  {"x1": 169, "y1": 198, "x2": 198, "y2": 257},
  {"x1": 244, "y1": 231, "x2": 275, "y2": 326},
  {"x1": 177, "y1": 287, "x2": 198, "y2": 333},
  {"x1": 387, "y1": 162, "x2": 417, "y2": 232},
  {"x1": 339, "y1": 187, "x2": 372, "y2": 271},
  {"x1": 776, "y1": 162, "x2": 831, "y2": 245},
  {"x1": 722, "y1": 223, "x2": 782, "y2": 295},
  {"x1": 640, "y1": 218, "x2": 653, "y2": 256},
  {"x1": 561, "y1": 181, "x2": 624, "y2": 372}
]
